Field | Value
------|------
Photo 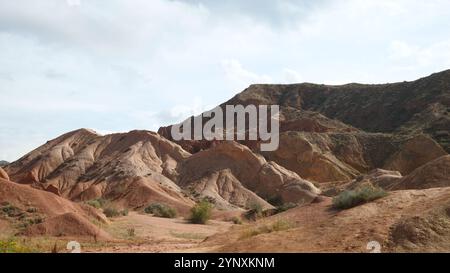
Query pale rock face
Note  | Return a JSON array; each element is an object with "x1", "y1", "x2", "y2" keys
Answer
[
  {"x1": 0, "y1": 167, "x2": 9, "y2": 181},
  {"x1": 265, "y1": 132, "x2": 361, "y2": 183},
  {"x1": 4, "y1": 129, "x2": 322, "y2": 212},
  {"x1": 177, "y1": 141, "x2": 321, "y2": 208},
  {"x1": 383, "y1": 135, "x2": 447, "y2": 175},
  {"x1": 391, "y1": 155, "x2": 450, "y2": 190},
  {"x1": 347, "y1": 168, "x2": 403, "y2": 190},
  {"x1": 4, "y1": 129, "x2": 195, "y2": 212}
]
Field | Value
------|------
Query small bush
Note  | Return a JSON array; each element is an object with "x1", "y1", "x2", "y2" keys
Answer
[
  {"x1": 26, "y1": 207, "x2": 38, "y2": 213},
  {"x1": 0, "y1": 239, "x2": 34, "y2": 253},
  {"x1": 275, "y1": 203, "x2": 297, "y2": 213},
  {"x1": 267, "y1": 195, "x2": 283, "y2": 206},
  {"x1": 121, "y1": 209, "x2": 129, "y2": 216},
  {"x1": 27, "y1": 217, "x2": 44, "y2": 225},
  {"x1": 190, "y1": 201, "x2": 213, "y2": 224},
  {"x1": 103, "y1": 207, "x2": 120, "y2": 218},
  {"x1": 1, "y1": 204, "x2": 23, "y2": 217},
  {"x1": 245, "y1": 202, "x2": 264, "y2": 220},
  {"x1": 332, "y1": 183, "x2": 388, "y2": 210},
  {"x1": 85, "y1": 198, "x2": 108, "y2": 209},
  {"x1": 230, "y1": 216, "x2": 243, "y2": 225},
  {"x1": 144, "y1": 203, "x2": 177, "y2": 218},
  {"x1": 249, "y1": 202, "x2": 263, "y2": 214},
  {"x1": 127, "y1": 228, "x2": 135, "y2": 237}
]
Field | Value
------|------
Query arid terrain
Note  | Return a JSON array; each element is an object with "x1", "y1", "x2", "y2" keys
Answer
[{"x1": 1, "y1": 70, "x2": 449, "y2": 253}]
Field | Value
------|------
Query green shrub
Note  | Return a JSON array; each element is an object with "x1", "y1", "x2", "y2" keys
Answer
[
  {"x1": 249, "y1": 202, "x2": 263, "y2": 214},
  {"x1": 85, "y1": 198, "x2": 108, "y2": 209},
  {"x1": 275, "y1": 203, "x2": 297, "y2": 213},
  {"x1": 0, "y1": 239, "x2": 34, "y2": 253},
  {"x1": 144, "y1": 203, "x2": 177, "y2": 218},
  {"x1": 245, "y1": 202, "x2": 264, "y2": 220},
  {"x1": 26, "y1": 207, "x2": 38, "y2": 213},
  {"x1": 190, "y1": 201, "x2": 213, "y2": 224},
  {"x1": 332, "y1": 184, "x2": 388, "y2": 209},
  {"x1": 121, "y1": 209, "x2": 129, "y2": 216},
  {"x1": 267, "y1": 195, "x2": 283, "y2": 206},
  {"x1": 103, "y1": 207, "x2": 120, "y2": 218},
  {"x1": 1, "y1": 204, "x2": 23, "y2": 217}
]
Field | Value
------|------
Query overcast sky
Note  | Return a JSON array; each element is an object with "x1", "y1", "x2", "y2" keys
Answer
[{"x1": 1, "y1": 0, "x2": 450, "y2": 161}]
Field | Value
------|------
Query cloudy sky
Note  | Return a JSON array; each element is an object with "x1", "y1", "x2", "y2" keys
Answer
[{"x1": 1, "y1": 0, "x2": 450, "y2": 161}]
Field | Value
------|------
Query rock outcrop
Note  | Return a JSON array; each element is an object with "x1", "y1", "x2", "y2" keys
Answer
[
  {"x1": 160, "y1": 70, "x2": 450, "y2": 184},
  {"x1": 4, "y1": 129, "x2": 321, "y2": 211},
  {"x1": 390, "y1": 155, "x2": 450, "y2": 190},
  {"x1": 177, "y1": 141, "x2": 321, "y2": 209},
  {"x1": 0, "y1": 167, "x2": 9, "y2": 181}
]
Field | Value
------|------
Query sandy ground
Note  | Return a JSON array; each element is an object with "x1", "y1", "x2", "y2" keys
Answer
[
  {"x1": 83, "y1": 212, "x2": 233, "y2": 253},
  {"x1": 201, "y1": 188, "x2": 450, "y2": 253}
]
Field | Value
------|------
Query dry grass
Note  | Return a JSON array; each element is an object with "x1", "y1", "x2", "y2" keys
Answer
[{"x1": 241, "y1": 220, "x2": 294, "y2": 239}]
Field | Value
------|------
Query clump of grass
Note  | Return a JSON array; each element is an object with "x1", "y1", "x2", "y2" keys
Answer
[
  {"x1": 26, "y1": 207, "x2": 38, "y2": 213},
  {"x1": 332, "y1": 183, "x2": 388, "y2": 210},
  {"x1": 241, "y1": 220, "x2": 293, "y2": 238},
  {"x1": 127, "y1": 227, "x2": 135, "y2": 238},
  {"x1": 0, "y1": 239, "x2": 34, "y2": 253},
  {"x1": 144, "y1": 203, "x2": 177, "y2": 218},
  {"x1": 170, "y1": 232, "x2": 206, "y2": 240},
  {"x1": 275, "y1": 203, "x2": 297, "y2": 213},
  {"x1": 190, "y1": 200, "x2": 213, "y2": 224},
  {"x1": 245, "y1": 202, "x2": 264, "y2": 220},
  {"x1": 1, "y1": 204, "x2": 23, "y2": 217},
  {"x1": 230, "y1": 216, "x2": 243, "y2": 225},
  {"x1": 85, "y1": 198, "x2": 108, "y2": 209},
  {"x1": 103, "y1": 207, "x2": 121, "y2": 218}
]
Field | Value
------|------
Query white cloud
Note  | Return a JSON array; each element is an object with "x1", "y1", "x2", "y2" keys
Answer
[
  {"x1": 282, "y1": 68, "x2": 303, "y2": 83},
  {"x1": 66, "y1": 0, "x2": 81, "y2": 7},
  {"x1": 1, "y1": 0, "x2": 450, "y2": 160},
  {"x1": 389, "y1": 40, "x2": 450, "y2": 70},
  {"x1": 221, "y1": 59, "x2": 272, "y2": 89}
]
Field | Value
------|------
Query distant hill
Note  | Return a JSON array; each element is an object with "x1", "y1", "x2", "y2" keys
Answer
[{"x1": 0, "y1": 160, "x2": 9, "y2": 167}]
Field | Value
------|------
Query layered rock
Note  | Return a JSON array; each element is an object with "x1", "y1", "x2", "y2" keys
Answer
[
  {"x1": 160, "y1": 70, "x2": 450, "y2": 184},
  {"x1": 390, "y1": 155, "x2": 450, "y2": 190},
  {"x1": 4, "y1": 129, "x2": 195, "y2": 212},
  {"x1": 0, "y1": 177, "x2": 110, "y2": 240},
  {"x1": 176, "y1": 141, "x2": 321, "y2": 209},
  {"x1": 383, "y1": 135, "x2": 447, "y2": 175},
  {"x1": 5, "y1": 129, "x2": 321, "y2": 211},
  {"x1": 0, "y1": 167, "x2": 9, "y2": 180}
]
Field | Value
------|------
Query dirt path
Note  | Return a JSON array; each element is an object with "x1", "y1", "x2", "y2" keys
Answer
[{"x1": 83, "y1": 212, "x2": 232, "y2": 253}]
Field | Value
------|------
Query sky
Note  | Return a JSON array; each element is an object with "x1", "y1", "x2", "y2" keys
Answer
[{"x1": 1, "y1": 0, "x2": 450, "y2": 161}]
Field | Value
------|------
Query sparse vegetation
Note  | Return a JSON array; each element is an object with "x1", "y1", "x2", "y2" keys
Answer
[
  {"x1": 144, "y1": 203, "x2": 177, "y2": 218},
  {"x1": 127, "y1": 227, "x2": 135, "y2": 237},
  {"x1": 245, "y1": 202, "x2": 264, "y2": 220},
  {"x1": 0, "y1": 239, "x2": 34, "y2": 253},
  {"x1": 267, "y1": 195, "x2": 283, "y2": 206},
  {"x1": 241, "y1": 220, "x2": 293, "y2": 238},
  {"x1": 190, "y1": 200, "x2": 213, "y2": 224},
  {"x1": 26, "y1": 207, "x2": 38, "y2": 213},
  {"x1": 275, "y1": 203, "x2": 297, "y2": 213},
  {"x1": 85, "y1": 198, "x2": 108, "y2": 209},
  {"x1": 332, "y1": 183, "x2": 388, "y2": 209},
  {"x1": 103, "y1": 207, "x2": 121, "y2": 218},
  {"x1": 170, "y1": 232, "x2": 206, "y2": 240},
  {"x1": 230, "y1": 216, "x2": 243, "y2": 225},
  {"x1": 1, "y1": 203, "x2": 23, "y2": 217}
]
